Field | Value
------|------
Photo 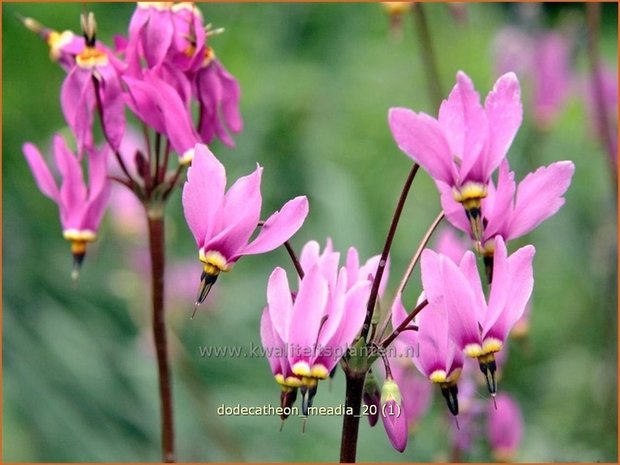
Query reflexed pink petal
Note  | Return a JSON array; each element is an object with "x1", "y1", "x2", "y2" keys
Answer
[
  {"x1": 299, "y1": 240, "x2": 321, "y2": 272},
  {"x1": 260, "y1": 307, "x2": 282, "y2": 376},
  {"x1": 391, "y1": 294, "x2": 421, "y2": 372},
  {"x1": 439, "y1": 71, "x2": 489, "y2": 183},
  {"x1": 53, "y1": 135, "x2": 87, "y2": 228},
  {"x1": 142, "y1": 8, "x2": 174, "y2": 68},
  {"x1": 417, "y1": 295, "x2": 452, "y2": 377},
  {"x1": 22, "y1": 143, "x2": 59, "y2": 201},
  {"x1": 333, "y1": 279, "x2": 371, "y2": 349},
  {"x1": 81, "y1": 146, "x2": 111, "y2": 231},
  {"x1": 488, "y1": 393, "x2": 523, "y2": 460},
  {"x1": 483, "y1": 73, "x2": 522, "y2": 177},
  {"x1": 287, "y1": 266, "x2": 329, "y2": 366},
  {"x1": 61, "y1": 67, "x2": 94, "y2": 154},
  {"x1": 484, "y1": 238, "x2": 535, "y2": 342},
  {"x1": 182, "y1": 144, "x2": 227, "y2": 247},
  {"x1": 482, "y1": 160, "x2": 515, "y2": 240},
  {"x1": 358, "y1": 254, "x2": 390, "y2": 297},
  {"x1": 458, "y1": 251, "x2": 486, "y2": 314},
  {"x1": 345, "y1": 247, "x2": 360, "y2": 284},
  {"x1": 241, "y1": 196, "x2": 309, "y2": 257},
  {"x1": 151, "y1": 75, "x2": 201, "y2": 159},
  {"x1": 122, "y1": 76, "x2": 166, "y2": 134},
  {"x1": 218, "y1": 61, "x2": 243, "y2": 133},
  {"x1": 266, "y1": 267, "x2": 294, "y2": 341},
  {"x1": 439, "y1": 253, "x2": 483, "y2": 351},
  {"x1": 204, "y1": 166, "x2": 262, "y2": 260},
  {"x1": 97, "y1": 65, "x2": 125, "y2": 151},
  {"x1": 508, "y1": 161, "x2": 575, "y2": 239},
  {"x1": 388, "y1": 107, "x2": 455, "y2": 184},
  {"x1": 438, "y1": 184, "x2": 470, "y2": 233}
]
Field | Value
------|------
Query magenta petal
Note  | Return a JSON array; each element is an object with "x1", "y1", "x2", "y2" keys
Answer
[
  {"x1": 205, "y1": 166, "x2": 262, "y2": 260},
  {"x1": 182, "y1": 144, "x2": 226, "y2": 247},
  {"x1": 97, "y1": 65, "x2": 126, "y2": 151},
  {"x1": 388, "y1": 107, "x2": 455, "y2": 184},
  {"x1": 23, "y1": 143, "x2": 59, "y2": 201},
  {"x1": 484, "y1": 72, "x2": 523, "y2": 177},
  {"x1": 82, "y1": 146, "x2": 111, "y2": 231},
  {"x1": 334, "y1": 279, "x2": 371, "y2": 348},
  {"x1": 150, "y1": 75, "x2": 200, "y2": 160},
  {"x1": 53, "y1": 135, "x2": 87, "y2": 229},
  {"x1": 482, "y1": 160, "x2": 515, "y2": 240},
  {"x1": 123, "y1": 76, "x2": 166, "y2": 134},
  {"x1": 508, "y1": 161, "x2": 575, "y2": 239},
  {"x1": 266, "y1": 267, "x2": 294, "y2": 341},
  {"x1": 299, "y1": 240, "x2": 321, "y2": 273},
  {"x1": 260, "y1": 307, "x2": 282, "y2": 377},
  {"x1": 484, "y1": 238, "x2": 535, "y2": 342},
  {"x1": 287, "y1": 266, "x2": 329, "y2": 367},
  {"x1": 143, "y1": 9, "x2": 174, "y2": 68},
  {"x1": 438, "y1": 182, "x2": 470, "y2": 233},
  {"x1": 439, "y1": 71, "x2": 488, "y2": 182},
  {"x1": 241, "y1": 196, "x2": 309, "y2": 257},
  {"x1": 437, "y1": 252, "x2": 483, "y2": 351},
  {"x1": 218, "y1": 61, "x2": 243, "y2": 133},
  {"x1": 61, "y1": 67, "x2": 94, "y2": 154}
]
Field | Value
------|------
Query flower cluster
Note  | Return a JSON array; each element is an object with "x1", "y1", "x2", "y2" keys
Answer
[{"x1": 21, "y1": 3, "x2": 245, "y2": 276}]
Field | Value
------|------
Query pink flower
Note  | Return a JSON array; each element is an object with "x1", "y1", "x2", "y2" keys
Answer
[
  {"x1": 126, "y1": 2, "x2": 175, "y2": 72},
  {"x1": 380, "y1": 377, "x2": 408, "y2": 453},
  {"x1": 260, "y1": 302, "x2": 301, "y2": 422},
  {"x1": 421, "y1": 237, "x2": 535, "y2": 395},
  {"x1": 23, "y1": 134, "x2": 111, "y2": 276},
  {"x1": 61, "y1": 34, "x2": 126, "y2": 154},
  {"x1": 440, "y1": 159, "x2": 575, "y2": 256},
  {"x1": 182, "y1": 144, "x2": 309, "y2": 311},
  {"x1": 488, "y1": 393, "x2": 524, "y2": 461},
  {"x1": 263, "y1": 264, "x2": 371, "y2": 414},
  {"x1": 392, "y1": 293, "x2": 463, "y2": 416},
  {"x1": 389, "y1": 71, "x2": 522, "y2": 240},
  {"x1": 193, "y1": 52, "x2": 243, "y2": 148},
  {"x1": 124, "y1": 72, "x2": 200, "y2": 163}
]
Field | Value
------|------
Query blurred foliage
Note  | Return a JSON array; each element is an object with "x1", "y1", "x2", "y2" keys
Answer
[{"x1": 2, "y1": 2, "x2": 618, "y2": 462}]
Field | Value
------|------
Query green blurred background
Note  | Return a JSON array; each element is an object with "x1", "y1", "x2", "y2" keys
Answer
[{"x1": 2, "y1": 2, "x2": 618, "y2": 462}]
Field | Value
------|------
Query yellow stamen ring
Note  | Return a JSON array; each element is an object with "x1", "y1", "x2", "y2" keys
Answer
[
  {"x1": 199, "y1": 250, "x2": 230, "y2": 275},
  {"x1": 76, "y1": 47, "x2": 109, "y2": 69}
]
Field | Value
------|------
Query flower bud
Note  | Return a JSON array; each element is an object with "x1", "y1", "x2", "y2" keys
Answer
[
  {"x1": 363, "y1": 371, "x2": 381, "y2": 427},
  {"x1": 380, "y1": 378, "x2": 408, "y2": 453}
]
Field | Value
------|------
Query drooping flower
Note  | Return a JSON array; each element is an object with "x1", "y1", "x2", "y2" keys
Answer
[
  {"x1": 124, "y1": 72, "x2": 201, "y2": 164},
  {"x1": 439, "y1": 159, "x2": 574, "y2": 260},
  {"x1": 60, "y1": 13, "x2": 126, "y2": 154},
  {"x1": 182, "y1": 144, "x2": 309, "y2": 315},
  {"x1": 19, "y1": 16, "x2": 85, "y2": 71},
  {"x1": 421, "y1": 237, "x2": 535, "y2": 395},
  {"x1": 392, "y1": 293, "x2": 463, "y2": 416},
  {"x1": 380, "y1": 377, "x2": 408, "y2": 453},
  {"x1": 126, "y1": 2, "x2": 175, "y2": 73},
  {"x1": 260, "y1": 303, "x2": 301, "y2": 425},
  {"x1": 487, "y1": 393, "x2": 524, "y2": 461},
  {"x1": 263, "y1": 264, "x2": 371, "y2": 416},
  {"x1": 389, "y1": 71, "x2": 522, "y2": 241},
  {"x1": 23, "y1": 134, "x2": 111, "y2": 278},
  {"x1": 193, "y1": 48, "x2": 243, "y2": 148}
]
